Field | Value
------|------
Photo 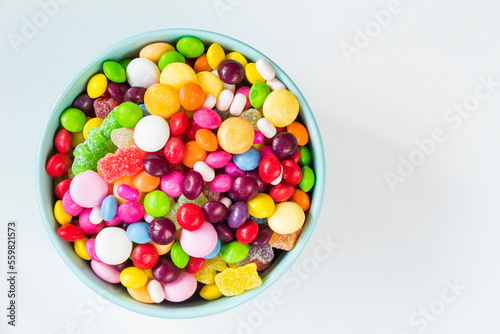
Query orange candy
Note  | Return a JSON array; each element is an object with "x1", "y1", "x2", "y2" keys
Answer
[
  {"x1": 182, "y1": 141, "x2": 207, "y2": 168},
  {"x1": 195, "y1": 129, "x2": 218, "y2": 152},
  {"x1": 113, "y1": 175, "x2": 144, "y2": 204},
  {"x1": 127, "y1": 281, "x2": 154, "y2": 304},
  {"x1": 179, "y1": 83, "x2": 205, "y2": 111},
  {"x1": 290, "y1": 188, "x2": 310, "y2": 211},
  {"x1": 144, "y1": 83, "x2": 180, "y2": 118},
  {"x1": 194, "y1": 54, "x2": 213, "y2": 73},
  {"x1": 286, "y1": 122, "x2": 309, "y2": 146},
  {"x1": 133, "y1": 170, "x2": 160, "y2": 193}
]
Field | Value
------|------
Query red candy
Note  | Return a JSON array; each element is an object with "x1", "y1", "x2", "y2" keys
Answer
[
  {"x1": 54, "y1": 179, "x2": 72, "y2": 200},
  {"x1": 169, "y1": 112, "x2": 188, "y2": 136},
  {"x1": 132, "y1": 243, "x2": 159, "y2": 270},
  {"x1": 46, "y1": 153, "x2": 71, "y2": 178},
  {"x1": 57, "y1": 224, "x2": 84, "y2": 242},
  {"x1": 258, "y1": 156, "x2": 281, "y2": 183},
  {"x1": 269, "y1": 182, "x2": 294, "y2": 202},
  {"x1": 164, "y1": 137, "x2": 185, "y2": 165},
  {"x1": 97, "y1": 145, "x2": 145, "y2": 182},
  {"x1": 290, "y1": 146, "x2": 301, "y2": 164},
  {"x1": 94, "y1": 97, "x2": 119, "y2": 119},
  {"x1": 54, "y1": 129, "x2": 72, "y2": 154},
  {"x1": 185, "y1": 257, "x2": 205, "y2": 274},
  {"x1": 282, "y1": 160, "x2": 302, "y2": 186},
  {"x1": 236, "y1": 219, "x2": 259, "y2": 244},
  {"x1": 176, "y1": 203, "x2": 205, "y2": 231}
]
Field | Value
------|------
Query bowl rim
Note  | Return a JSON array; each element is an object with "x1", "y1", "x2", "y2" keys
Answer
[{"x1": 35, "y1": 28, "x2": 326, "y2": 319}]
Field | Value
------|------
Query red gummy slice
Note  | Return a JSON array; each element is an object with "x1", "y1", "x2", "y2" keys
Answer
[
  {"x1": 97, "y1": 145, "x2": 145, "y2": 182},
  {"x1": 94, "y1": 97, "x2": 119, "y2": 119}
]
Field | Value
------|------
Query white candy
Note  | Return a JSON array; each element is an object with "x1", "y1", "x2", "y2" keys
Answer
[
  {"x1": 202, "y1": 94, "x2": 217, "y2": 109},
  {"x1": 95, "y1": 227, "x2": 132, "y2": 265},
  {"x1": 256, "y1": 59, "x2": 275, "y2": 81},
  {"x1": 194, "y1": 161, "x2": 215, "y2": 182},
  {"x1": 220, "y1": 197, "x2": 232, "y2": 208},
  {"x1": 126, "y1": 58, "x2": 160, "y2": 88},
  {"x1": 270, "y1": 166, "x2": 283, "y2": 185},
  {"x1": 257, "y1": 118, "x2": 277, "y2": 138},
  {"x1": 216, "y1": 89, "x2": 234, "y2": 112},
  {"x1": 267, "y1": 77, "x2": 286, "y2": 91},
  {"x1": 134, "y1": 115, "x2": 170, "y2": 152},
  {"x1": 143, "y1": 213, "x2": 154, "y2": 223},
  {"x1": 147, "y1": 280, "x2": 165, "y2": 303},
  {"x1": 89, "y1": 205, "x2": 103, "y2": 225},
  {"x1": 229, "y1": 93, "x2": 247, "y2": 116}
]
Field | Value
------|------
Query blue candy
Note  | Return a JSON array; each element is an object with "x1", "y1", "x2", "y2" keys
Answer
[
  {"x1": 233, "y1": 147, "x2": 260, "y2": 171},
  {"x1": 101, "y1": 195, "x2": 117, "y2": 221},
  {"x1": 202, "y1": 239, "x2": 221, "y2": 259},
  {"x1": 126, "y1": 222, "x2": 151, "y2": 244}
]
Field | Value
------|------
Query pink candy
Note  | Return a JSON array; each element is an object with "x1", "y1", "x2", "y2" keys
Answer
[
  {"x1": 62, "y1": 191, "x2": 83, "y2": 216},
  {"x1": 86, "y1": 238, "x2": 100, "y2": 262},
  {"x1": 209, "y1": 174, "x2": 234, "y2": 192},
  {"x1": 235, "y1": 86, "x2": 252, "y2": 110},
  {"x1": 117, "y1": 202, "x2": 145, "y2": 223},
  {"x1": 79, "y1": 208, "x2": 105, "y2": 234},
  {"x1": 253, "y1": 131, "x2": 264, "y2": 144},
  {"x1": 193, "y1": 109, "x2": 222, "y2": 130},
  {"x1": 260, "y1": 145, "x2": 277, "y2": 160},
  {"x1": 180, "y1": 222, "x2": 218, "y2": 257},
  {"x1": 160, "y1": 171, "x2": 184, "y2": 197},
  {"x1": 205, "y1": 151, "x2": 232, "y2": 168},
  {"x1": 117, "y1": 184, "x2": 140, "y2": 201},
  {"x1": 225, "y1": 162, "x2": 245, "y2": 177},
  {"x1": 70, "y1": 170, "x2": 108, "y2": 208},
  {"x1": 104, "y1": 215, "x2": 122, "y2": 227},
  {"x1": 162, "y1": 271, "x2": 197, "y2": 302},
  {"x1": 91, "y1": 260, "x2": 121, "y2": 283}
]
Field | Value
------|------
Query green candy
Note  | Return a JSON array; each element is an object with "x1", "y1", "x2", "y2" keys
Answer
[
  {"x1": 60, "y1": 108, "x2": 86, "y2": 132},
  {"x1": 219, "y1": 241, "x2": 249, "y2": 264},
  {"x1": 299, "y1": 146, "x2": 312, "y2": 166},
  {"x1": 118, "y1": 58, "x2": 132, "y2": 70},
  {"x1": 299, "y1": 165, "x2": 315, "y2": 193},
  {"x1": 249, "y1": 81, "x2": 271, "y2": 109},
  {"x1": 103, "y1": 61, "x2": 126, "y2": 83},
  {"x1": 158, "y1": 51, "x2": 186, "y2": 71},
  {"x1": 115, "y1": 102, "x2": 143, "y2": 128},
  {"x1": 171, "y1": 242, "x2": 189, "y2": 269},
  {"x1": 176, "y1": 36, "x2": 204, "y2": 58},
  {"x1": 143, "y1": 190, "x2": 170, "y2": 217}
]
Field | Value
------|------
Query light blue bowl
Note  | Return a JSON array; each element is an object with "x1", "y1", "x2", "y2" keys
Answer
[{"x1": 35, "y1": 29, "x2": 325, "y2": 318}]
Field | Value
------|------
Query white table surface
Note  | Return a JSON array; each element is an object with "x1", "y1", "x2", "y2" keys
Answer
[{"x1": 1, "y1": 0, "x2": 500, "y2": 333}]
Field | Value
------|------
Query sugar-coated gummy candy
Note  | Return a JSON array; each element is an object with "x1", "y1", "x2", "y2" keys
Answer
[
  {"x1": 97, "y1": 145, "x2": 144, "y2": 183},
  {"x1": 110, "y1": 128, "x2": 136, "y2": 148},
  {"x1": 94, "y1": 97, "x2": 119, "y2": 119},
  {"x1": 193, "y1": 254, "x2": 228, "y2": 284},
  {"x1": 238, "y1": 109, "x2": 261, "y2": 130},
  {"x1": 238, "y1": 243, "x2": 274, "y2": 266},
  {"x1": 83, "y1": 118, "x2": 104, "y2": 140},
  {"x1": 214, "y1": 263, "x2": 262, "y2": 297},
  {"x1": 269, "y1": 226, "x2": 304, "y2": 251}
]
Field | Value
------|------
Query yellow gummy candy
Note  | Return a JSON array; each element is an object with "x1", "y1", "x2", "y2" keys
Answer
[
  {"x1": 194, "y1": 255, "x2": 228, "y2": 284},
  {"x1": 215, "y1": 263, "x2": 262, "y2": 297}
]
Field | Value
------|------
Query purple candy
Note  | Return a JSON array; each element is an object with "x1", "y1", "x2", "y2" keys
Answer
[
  {"x1": 72, "y1": 94, "x2": 95, "y2": 116},
  {"x1": 152, "y1": 258, "x2": 181, "y2": 284},
  {"x1": 272, "y1": 132, "x2": 298, "y2": 160},
  {"x1": 227, "y1": 201, "x2": 249, "y2": 229},
  {"x1": 148, "y1": 217, "x2": 176, "y2": 245},
  {"x1": 249, "y1": 225, "x2": 273, "y2": 247},
  {"x1": 107, "y1": 82, "x2": 129, "y2": 102},
  {"x1": 202, "y1": 201, "x2": 228, "y2": 223},
  {"x1": 231, "y1": 176, "x2": 258, "y2": 201},
  {"x1": 182, "y1": 171, "x2": 204, "y2": 200},
  {"x1": 245, "y1": 169, "x2": 268, "y2": 193},
  {"x1": 124, "y1": 86, "x2": 147, "y2": 104},
  {"x1": 218, "y1": 60, "x2": 245, "y2": 85},
  {"x1": 214, "y1": 223, "x2": 235, "y2": 242},
  {"x1": 143, "y1": 153, "x2": 170, "y2": 177}
]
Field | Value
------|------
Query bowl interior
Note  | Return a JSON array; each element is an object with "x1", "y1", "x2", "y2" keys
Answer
[{"x1": 36, "y1": 28, "x2": 325, "y2": 318}]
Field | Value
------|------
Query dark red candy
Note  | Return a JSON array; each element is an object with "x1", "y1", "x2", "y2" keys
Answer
[
  {"x1": 269, "y1": 182, "x2": 294, "y2": 202},
  {"x1": 152, "y1": 258, "x2": 180, "y2": 284},
  {"x1": 94, "y1": 97, "x2": 119, "y2": 119},
  {"x1": 245, "y1": 169, "x2": 268, "y2": 192},
  {"x1": 272, "y1": 132, "x2": 298, "y2": 160},
  {"x1": 107, "y1": 82, "x2": 129, "y2": 102},
  {"x1": 185, "y1": 257, "x2": 205, "y2": 274},
  {"x1": 253, "y1": 260, "x2": 272, "y2": 271},
  {"x1": 72, "y1": 94, "x2": 95, "y2": 117},
  {"x1": 214, "y1": 223, "x2": 234, "y2": 242},
  {"x1": 290, "y1": 146, "x2": 301, "y2": 164},
  {"x1": 217, "y1": 60, "x2": 245, "y2": 85},
  {"x1": 185, "y1": 117, "x2": 202, "y2": 141},
  {"x1": 169, "y1": 112, "x2": 188, "y2": 136},
  {"x1": 54, "y1": 129, "x2": 72, "y2": 154},
  {"x1": 249, "y1": 225, "x2": 273, "y2": 247},
  {"x1": 124, "y1": 87, "x2": 146, "y2": 104},
  {"x1": 202, "y1": 201, "x2": 228, "y2": 223},
  {"x1": 236, "y1": 219, "x2": 259, "y2": 244},
  {"x1": 282, "y1": 160, "x2": 302, "y2": 186},
  {"x1": 46, "y1": 153, "x2": 71, "y2": 178},
  {"x1": 57, "y1": 224, "x2": 84, "y2": 242},
  {"x1": 54, "y1": 179, "x2": 72, "y2": 199}
]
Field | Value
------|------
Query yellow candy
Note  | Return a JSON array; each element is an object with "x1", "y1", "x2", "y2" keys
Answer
[
  {"x1": 54, "y1": 200, "x2": 72, "y2": 225},
  {"x1": 268, "y1": 202, "x2": 305, "y2": 234},
  {"x1": 245, "y1": 63, "x2": 265, "y2": 84},
  {"x1": 150, "y1": 240, "x2": 174, "y2": 255},
  {"x1": 87, "y1": 73, "x2": 107, "y2": 99},
  {"x1": 74, "y1": 237, "x2": 90, "y2": 260},
  {"x1": 247, "y1": 193, "x2": 275, "y2": 219},
  {"x1": 120, "y1": 267, "x2": 148, "y2": 289},
  {"x1": 252, "y1": 141, "x2": 265, "y2": 151},
  {"x1": 71, "y1": 131, "x2": 85, "y2": 148},
  {"x1": 227, "y1": 263, "x2": 238, "y2": 269},
  {"x1": 127, "y1": 280, "x2": 154, "y2": 304},
  {"x1": 200, "y1": 283, "x2": 223, "y2": 300},
  {"x1": 263, "y1": 90, "x2": 299, "y2": 127},
  {"x1": 206, "y1": 43, "x2": 225, "y2": 70},
  {"x1": 144, "y1": 269, "x2": 154, "y2": 280},
  {"x1": 83, "y1": 118, "x2": 104, "y2": 140},
  {"x1": 159, "y1": 62, "x2": 197, "y2": 91},
  {"x1": 140, "y1": 42, "x2": 175, "y2": 64},
  {"x1": 194, "y1": 255, "x2": 228, "y2": 284},
  {"x1": 215, "y1": 263, "x2": 262, "y2": 297},
  {"x1": 217, "y1": 118, "x2": 254, "y2": 154},
  {"x1": 226, "y1": 51, "x2": 248, "y2": 68},
  {"x1": 196, "y1": 71, "x2": 223, "y2": 99},
  {"x1": 144, "y1": 83, "x2": 180, "y2": 118}
]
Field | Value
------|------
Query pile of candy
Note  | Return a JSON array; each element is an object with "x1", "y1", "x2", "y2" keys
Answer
[{"x1": 46, "y1": 36, "x2": 315, "y2": 304}]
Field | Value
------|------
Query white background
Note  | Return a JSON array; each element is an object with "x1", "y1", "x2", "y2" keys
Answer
[{"x1": 1, "y1": 0, "x2": 500, "y2": 333}]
